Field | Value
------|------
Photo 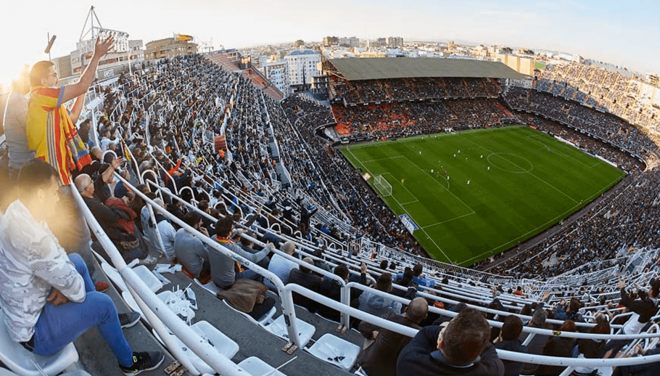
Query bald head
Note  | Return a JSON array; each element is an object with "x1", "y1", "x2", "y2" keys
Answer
[
  {"x1": 91, "y1": 146, "x2": 103, "y2": 160},
  {"x1": 74, "y1": 174, "x2": 94, "y2": 198},
  {"x1": 282, "y1": 240, "x2": 296, "y2": 255},
  {"x1": 300, "y1": 256, "x2": 314, "y2": 274},
  {"x1": 406, "y1": 297, "x2": 429, "y2": 323}
]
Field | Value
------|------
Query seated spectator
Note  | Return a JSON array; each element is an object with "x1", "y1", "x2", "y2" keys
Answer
[
  {"x1": 411, "y1": 264, "x2": 435, "y2": 289},
  {"x1": 520, "y1": 308, "x2": 550, "y2": 375},
  {"x1": 393, "y1": 267, "x2": 414, "y2": 289},
  {"x1": 536, "y1": 320, "x2": 577, "y2": 376},
  {"x1": 100, "y1": 125, "x2": 114, "y2": 152},
  {"x1": 238, "y1": 235, "x2": 271, "y2": 269},
  {"x1": 287, "y1": 257, "x2": 322, "y2": 312},
  {"x1": 318, "y1": 263, "x2": 368, "y2": 322},
  {"x1": 573, "y1": 313, "x2": 610, "y2": 376},
  {"x1": 358, "y1": 273, "x2": 402, "y2": 317},
  {"x1": 397, "y1": 308, "x2": 504, "y2": 376},
  {"x1": 357, "y1": 297, "x2": 428, "y2": 376},
  {"x1": 379, "y1": 260, "x2": 388, "y2": 270},
  {"x1": 312, "y1": 247, "x2": 331, "y2": 272},
  {"x1": 79, "y1": 145, "x2": 104, "y2": 177},
  {"x1": 264, "y1": 240, "x2": 299, "y2": 290},
  {"x1": 513, "y1": 286, "x2": 524, "y2": 296},
  {"x1": 174, "y1": 212, "x2": 211, "y2": 280},
  {"x1": 196, "y1": 199, "x2": 215, "y2": 235},
  {"x1": 113, "y1": 169, "x2": 132, "y2": 201},
  {"x1": 0, "y1": 158, "x2": 164, "y2": 374},
  {"x1": 494, "y1": 315, "x2": 527, "y2": 376},
  {"x1": 153, "y1": 198, "x2": 176, "y2": 261},
  {"x1": 208, "y1": 216, "x2": 273, "y2": 289},
  {"x1": 94, "y1": 159, "x2": 124, "y2": 204},
  {"x1": 553, "y1": 297, "x2": 584, "y2": 322},
  {"x1": 75, "y1": 174, "x2": 155, "y2": 265}
]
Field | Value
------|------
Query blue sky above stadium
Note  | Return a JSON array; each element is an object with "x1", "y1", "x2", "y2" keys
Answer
[{"x1": 1, "y1": 0, "x2": 658, "y2": 85}]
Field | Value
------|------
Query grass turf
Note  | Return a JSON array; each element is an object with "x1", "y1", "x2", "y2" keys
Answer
[{"x1": 341, "y1": 126, "x2": 626, "y2": 266}]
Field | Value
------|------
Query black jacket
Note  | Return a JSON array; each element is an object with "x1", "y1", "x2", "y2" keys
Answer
[
  {"x1": 288, "y1": 268, "x2": 322, "y2": 313},
  {"x1": 396, "y1": 326, "x2": 504, "y2": 376},
  {"x1": 535, "y1": 336, "x2": 575, "y2": 376},
  {"x1": 317, "y1": 272, "x2": 366, "y2": 322},
  {"x1": 495, "y1": 339, "x2": 527, "y2": 376},
  {"x1": 620, "y1": 288, "x2": 658, "y2": 324},
  {"x1": 357, "y1": 312, "x2": 421, "y2": 376}
]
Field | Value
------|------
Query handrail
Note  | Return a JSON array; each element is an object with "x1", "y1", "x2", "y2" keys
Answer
[
  {"x1": 72, "y1": 182, "x2": 248, "y2": 375},
  {"x1": 284, "y1": 283, "x2": 660, "y2": 369},
  {"x1": 152, "y1": 182, "x2": 630, "y2": 333},
  {"x1": 115, "y1": 172, "x2": 303, "y2": 347},
  {"x1": 345, "y1": 282, "x2": 660, "y2": 342}
]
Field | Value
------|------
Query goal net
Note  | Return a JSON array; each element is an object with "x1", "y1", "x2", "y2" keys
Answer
[{"x1": 373, "y1": 175, "x2": 392, "y2": 197}]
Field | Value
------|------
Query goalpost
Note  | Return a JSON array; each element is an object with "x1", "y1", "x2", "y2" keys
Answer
[{"x1": 373, "y1": 175, "x2": 392, "y2": 197}]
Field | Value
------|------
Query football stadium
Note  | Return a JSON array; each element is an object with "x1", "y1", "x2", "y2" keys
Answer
[
  {"x1": 2, "y1": 3, "x2": 660, "y2": 376},
  {"x1": 342, "y1": 126, "x2": 625, "y2": 265}
]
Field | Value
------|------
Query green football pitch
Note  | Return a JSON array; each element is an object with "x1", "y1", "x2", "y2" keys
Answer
[{"x1": 341, "y1": 126, "x2": 626, "y2": 266}]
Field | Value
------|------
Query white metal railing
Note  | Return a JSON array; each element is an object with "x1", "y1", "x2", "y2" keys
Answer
[
  {"x1": 113, "y1": 174, "x2": 660, "y2": 349},
  {"x1": 72, "y1": 183, "x2": 248, "y2": 375},
  {"x1": 114, "y1": 173, "x2": 303, "y2": 346},
  {"x1": 285, "y1": 283, "x2": 660, "y2": 373}
]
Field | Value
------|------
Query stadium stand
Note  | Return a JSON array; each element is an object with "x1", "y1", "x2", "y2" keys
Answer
[{"x1": 4, "y1": 53, "x2": 660, "y2": 376}]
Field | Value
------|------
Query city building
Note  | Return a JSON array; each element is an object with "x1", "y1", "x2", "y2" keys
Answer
[
  {"x1": 52, "y1": 55, "x2": 73, "y2": 79},
  {"x1": 262, "y1": 60, "x2": 289, "y2": 96},
  {"x1": 284, "y1": 49, "x2": 321, "y2": 90},
  {"x1": 495, "y1": 54, "x2": 534, "y2": 76},
  {"x1": 339, "y1": 36, "x2": 360, "y2": 48},
  {"x1": 386, "y1": 36, "x2": 404, "y2": 48},
  {"x1": 69, "y1": 38, "x2": 144, "y2": 81},
  {"x1": 144, "y1": 37, "x2": 198, "y2": 60},
  {"x1": 323, "y1": 36, "x2": 340, "y2": 46}
]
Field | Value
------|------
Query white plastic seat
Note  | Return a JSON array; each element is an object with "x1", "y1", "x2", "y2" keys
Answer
[
  {"x1": 152, "y1": 321, "x2": 238, "y2": 374},
  {"x1": 0, "y1": 309, "x2": 79, "y2": 376},
  {"x1": 305, "y1": 333, "x2": 360, "y2": 371},
  {"x1": 194, "y1": 278, "x2": 224, "y2": 295},
  {"x1": 121, "y1": 291, "x2": 150, "y2": 325},
  {"x1": 355, "y1": 367, "x2": 369, "y2": 376},
  {"x1": 238, "y1": 356, "x2": 287, "y2": 376},
  {"x1": 132, "y1": 265, "x2": 163, "y2": 293},
  {"x1": 101, "y1": 261, "x2": 128, "y2": 292},
  {"x1": 262, "y1": 314, "x2": 315, "y2": 347}
]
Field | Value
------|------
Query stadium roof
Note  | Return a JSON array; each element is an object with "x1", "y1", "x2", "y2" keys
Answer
[{"x1": 329, "y1": 57, "x2": 530, "y2": 81}]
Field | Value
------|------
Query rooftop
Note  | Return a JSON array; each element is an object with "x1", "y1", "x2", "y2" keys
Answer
[
  {"x1": 329, "y1": 57, "x2": 530, "y2": 81},
  {"x1": 288, "y1": 49, "x2": 319, "y2": 57}
]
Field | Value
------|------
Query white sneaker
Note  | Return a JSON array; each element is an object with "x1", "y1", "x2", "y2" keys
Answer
[{"x1": 139, "y1": 255, "x2": 158, "y2": 266}]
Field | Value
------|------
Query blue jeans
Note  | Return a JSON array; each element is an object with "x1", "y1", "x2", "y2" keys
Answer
[
  {"x1": 236, "y1": 268, "x2": 260, "y2": 282},
  {"x1": 33, "y1": 254, "x2": 134, "y2": 367}
]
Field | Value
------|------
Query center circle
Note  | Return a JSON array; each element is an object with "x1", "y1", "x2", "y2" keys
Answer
[{"x1": 487, "y1": 153, "x2": 533, "y2": 173}]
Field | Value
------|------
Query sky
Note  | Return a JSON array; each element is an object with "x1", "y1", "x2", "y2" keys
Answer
[{"x1": 1, "y1": 0, "x2": 658, "y2": 86}]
